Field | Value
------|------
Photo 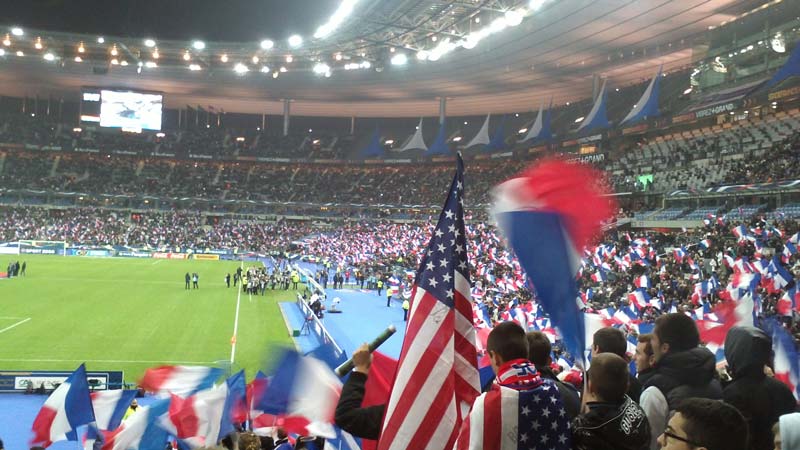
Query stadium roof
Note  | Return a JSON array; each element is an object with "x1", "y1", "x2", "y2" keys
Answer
[{"x1": 0, "y1": 0, "x2": 773, "y2": 117}]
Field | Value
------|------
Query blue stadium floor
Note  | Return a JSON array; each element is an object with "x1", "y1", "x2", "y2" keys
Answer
[{"x1": 0, "y1": 279, "x2": 407, "y2": 448}]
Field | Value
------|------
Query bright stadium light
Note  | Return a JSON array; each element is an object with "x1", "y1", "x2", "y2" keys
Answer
[
  {"x1": 530, "y1": 0, "x2": 547, "y2": 10},
  {"x1": 73, "y1": 55, "x2": 82, "y2": 62},
  {"x1": 518, "y1": 128, "x2": 528, "y2": 134},
  {"x1": 43, "y1": 52, "x2": 55, "y2": 61},
  {"x1": 15, "y1": 50, "x2": 24, "y2": 57},
  {"x1": 183, "y1": 51, "x2": 191, "y2": 61},
  {"x1": 97, "y1": 36, "x2": 105, "y2": 43},
  {"x1": 220, "y1": 53, "x2": 229, "y2": 63},
  {"x1": 574, "y1": 116, "x2": 584, "y2": 123},
  {"x1": 261, "y1": 65, "x2": 270, "y2": 73},
  {"x1": 11, "y1": 27, "x2": 23, "y2": 36},
  {"x1": 417, "y1": 50, "x2": 429, "y2": 60},
  {"x1": 192, "y1": 40, "x2": 206, "y2": 50},
  {"x1": 279, "y1": 66, "x2": 287, "y2": 73},
  {"x1": 145, "y1": 61, "x2": 157, "y2": 68},
  {"x1": 390, "y1": 53, "x2": 407, "y2": 65},
  {"x1": 234, "y1": 62, "x2": 249, "y2": 74},
  {"x1": 260, "y1": 39, "x2": 274, "y2": 50},
  {"x1": 505, "y1": 9, "x2": 525, "y2": 26},
  {"x1": 144, "y1": 38, "x2": 156, "y2": 48},
  {"x1": 288, "y1": 35, "x2": 303, "y2": 48},
  {"x1": 252, "y1": 55, "x2": 259, "y2": 64},
  {"x1": 0, "y1": 49, "x2": 5, "y2": 56},
  {"x1": 313, "y1": 62, "x2": 331, "y2": 76},
  {"x1": 314, "y1": 0, "x2": 359, "y2": 39},
  {"x1": 189, "y1": 63, "x2": 202, "y2": 71},
  {"x1": 286, "y1": 55, "x2": 293, "y2": 63}
]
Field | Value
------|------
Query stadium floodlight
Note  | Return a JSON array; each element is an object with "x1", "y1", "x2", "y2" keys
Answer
[
  {"x1": 2, "y1": 36, "x2": 10, "y2": 46},
  {"x1": 314, "y1": 0, "x2": 358, "y2": 39},
  {"x1": 11, "y1": 27, "x2": 23, "y2": 36},
  {"x1": 288, "y1": 35, "x2": 303, "y2": 48},
  {"x1": 144, "y1": 38, "x2": 156, "y2": 48},
  {"x1": 574, "y1": 116, "x2": 584, "y2": 123},
  {"x1": 97, "y1": 36, "x2": 105, "y2": 43},
  {"x1": 530, "y1": 0, "x2": 547, "y2": 10},
  {"x1": 234, "y1": 62, "x2": 249, "y2": 74},
  {"x1": 518, "y1": 128, "x2": 528, "y2": 134},
  {"x1": 0, "y1": 49, "x2": 4, "y2": 56},
  {"x1": 260, "y1": 39, "x2": 274, "y2": 50},
  {"x1": 417, "y1": 50, "x2": 429, "y2": 60},
  {"x1": 452, "y1": 136, "x2": 462, "y2": 142},
  {"x1": 74, "y1": 56, "x2": 82, "y2": 62},
  {"x1": 16, "y1": 50, "x2": 24, "y2": 57},
  {"x1": 43, "y1": 52, "x2": 55, "y2": 61},
  {"x1": 505, "y1": 9, "x2": 525, "y2": 26},
  {"x1": 261, "y1": 65, "x2": 270, "y2": 73},
  {"x1": 189, "y1": 63, "x2": 202, "y2": 71},
  {"x1": 286, "y1": 55, "x2": 293, "y2": 63},
  {"x1": 145, "y1": 61, "x2": 157, "y2": 68},
  {"x1": 279, "y1": 66, "x2": 287, "y2": 72},
  {"x1": 220, "y1": 53, "x2": 229, "y2": 63},
  {"x1": 313, "y1": 62, "x2": 331, "y2": 76},
  {"x1": 183, "y1": 51, "x2": 191, "y2": 61},
  {"x1": 390, "y1": 53, "x2": 408, "y2": 66},
  {"x1": 385, "y1": 139, "x2": 394, "y2": 145},
  {"x1": 120, "y1": 60, "x2": 129, "y2": 66},
  {"x1": 252, "y1": 55, "x2": 259, "y2": 64},
  {"x1": 192, "y1": 40, "x2": 206, "y2": 50},
  {"x1": 273, "y1": 71, "x2": 279, "y2": 78}
]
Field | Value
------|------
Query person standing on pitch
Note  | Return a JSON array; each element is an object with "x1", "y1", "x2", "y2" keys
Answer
[
  {"x1": 185, "y1": 272, "x2": 191, "y2": 290},
  {"x1": 402, "y1": 298, "x2": 410, "y2": 321},
  {"x1": 20, "y1": 261, "x2": 26, "y2": 276},
  {"x1": 192, "y1": 272, "x2": 199, "y2": 289},
  {"x1": 386, "y1": 288, "x2": 392, "y2": 307},
  {"x1": 225, "y1": 273, "x2": 231, "y2": 288}
]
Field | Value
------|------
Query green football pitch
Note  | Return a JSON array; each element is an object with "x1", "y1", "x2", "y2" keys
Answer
[{"x1": 0, "y1": 254, "x2": 295, "y2": 383}]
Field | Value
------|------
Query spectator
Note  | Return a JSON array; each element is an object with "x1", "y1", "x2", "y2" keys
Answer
[
  {"x1": 526, "y1": 330, "x2": 581, "y2": 419},
  {"x1": 237, "y1": 432, "x2": 261, "y2": 450},
  {"x1": 774, "y1": 412, "x2": 800, "y2": 450},
  {"x1": 723, "y1": 326, "x2": 797, "y2": 450},
  {"x1": 592, "y1": 327, "x2": 642, "y2": 402},
  {"x1": 656, "y1": 398, "x2": 748, "y2": 450},
  {"x1": 334, "y1": 343, "x2": 384, "y2": 440},
  {"x1": 640, "y1": 313, "x2": 722, "y2": 450},
  {"x1": 572, "y1": 353, "x2": 650, "y2": 450},
  {"x1": 455, "y1": 322, "x2": 571, "y2": 450},
  {"x1": 635, "y1": 333, "x2": 656, "y2": 386}
]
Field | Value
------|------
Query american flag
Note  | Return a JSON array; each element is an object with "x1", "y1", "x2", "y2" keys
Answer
[{"x1": 378, "y1": 155, "x2": 480, "y2": 450}]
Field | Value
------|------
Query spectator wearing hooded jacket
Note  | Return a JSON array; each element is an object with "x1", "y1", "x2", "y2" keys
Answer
[
  {"x1": 572, "y1": 353, "x2": 650, "y2": 450},
  {"x1": 723, "y1": 326, "x2": 797, "y2": 450},
  {"x1": 640, "y1": 313, "x2": 723, "y2": 450}
]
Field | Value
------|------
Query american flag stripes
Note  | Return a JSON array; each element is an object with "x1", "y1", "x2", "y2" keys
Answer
[{"x1": 378, "y1": 155, "x2": 480, "y2": 450}]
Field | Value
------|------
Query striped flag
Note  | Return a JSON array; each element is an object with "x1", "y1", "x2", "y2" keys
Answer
[{"x1": 378, "y1": 156, "x2": 480, "y2": 450}]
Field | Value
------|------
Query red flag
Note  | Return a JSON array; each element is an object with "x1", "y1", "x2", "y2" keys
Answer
[
  {"x1": 361, "y1": 352, "x2": 398, "y2": 450},
  {"x1": 378, "y1": 156, "x2": 480, "y2": 450}
]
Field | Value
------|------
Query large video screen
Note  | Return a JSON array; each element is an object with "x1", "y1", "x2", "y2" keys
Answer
[{"x1": 99, "y1": 90, "x2": 163, "y2": 131}]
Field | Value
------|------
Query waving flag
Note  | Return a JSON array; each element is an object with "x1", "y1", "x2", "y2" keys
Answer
[
  {"x1": 492, "y1": 159, "x2": 613, "y2": 362},
  {"x1": 591, "y1": 269, "x2": 607, "y2": 283},
  {"x1": 140, "y1": 366, "x2": 223, "y2": 396},
  {"x1": 698, "y1": 239, "x2": 711, "y2": 250},
  {"x1": 258, "y1": 349, "x2": 342, "y2": 438},
  {"x1": 633, "y1": 275, "x2": 651, "y2": 289},
  {"x1": 628, "y1": 289, "x2": 650, "y2": 310},
  {"x1": 673, "y1": 247, "x2": 686, "y2": 263},
  {"x1": 783, "y1": 242, "x2": 797, "y2": 263},
  {"x1": 777, "y1": 285, "x2": 800, "y2": 316},
  {"x1": 90, "y1": 390, "x2": 137, "y2": 432},
  {"x1": 378, "y1": 156, "x2": 480, "y2": 450},
  {"x1": 102, "y1": 399, "x2": 170, "y2": 450},
  {"x1": 733, "y1": 225, "x2": 748, "y2": 241},
  {"x1": 31, "y1": 364, "x2": 96, "y2": 448},
  {"x1": 765, "y1": 320, "x2": 800, "y2": 400}
]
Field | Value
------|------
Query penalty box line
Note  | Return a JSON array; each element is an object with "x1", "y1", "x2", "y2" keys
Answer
[{"x1": 0, "y1": 317, "x2": 31, "y2": 334}]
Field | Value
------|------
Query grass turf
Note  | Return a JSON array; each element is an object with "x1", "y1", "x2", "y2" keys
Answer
[{"x1": 0, "y1": 254, "x2": 295, "y2": 383}]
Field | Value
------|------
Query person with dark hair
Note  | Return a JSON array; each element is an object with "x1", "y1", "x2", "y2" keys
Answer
[
  {"x1": 526, "y1": 331, "x2": 581, "y2": 419},
  {"x1": 237, "y1": 432, "x2": 261, "y2": 450},
  {"x1": 592, "y1": 327, "x2": 642, "y2": 401},
  {"x1": 455, "y1": 322, "x2": 572, "y2": 450},
  {"x1": 185, "y1": 272, "x2": 191, "y2": 290},
  {"x1": 572, "y1": 353, "x2": 650, "y2": 450},
  {"x1": 657, "y1": 398, "x2": 748, "y2": 450},
  {"x1": 640, "y1": 313, "x2": 722, "y2": 450},
  {"x1": 723, "y1": 326, "x2": 797, "y2": 450},
  {"x1": 273, "y1": 428, "x2": 291, "y2": 450},
  {"x1": 635, "y1": 334, "x2": 656, "y2": 386}
]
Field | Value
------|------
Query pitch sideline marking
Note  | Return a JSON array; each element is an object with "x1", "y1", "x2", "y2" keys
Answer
[
  {"x1": 230, "y1": 260, "x2": 244, "y2": 365},
  {"x1": 0, "y1": 317, "x2": 31, "y2": 334}
]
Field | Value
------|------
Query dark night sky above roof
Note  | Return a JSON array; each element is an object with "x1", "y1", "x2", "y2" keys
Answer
[{"x1": 3, "y1": 0, "x2": 340, "y2": 42}]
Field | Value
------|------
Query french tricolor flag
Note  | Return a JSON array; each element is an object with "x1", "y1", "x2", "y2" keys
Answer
[
  {"x1": 783, "y1": 242, "x2": 797, "y2": 264},
  {"x1": 698, "y1": 239, "x2": 711, "y2": 250},
  {"x1": 140, "y1": 366, "x2": 223, "y2": 396},
  {"x1": 256, "y1": 348, "x2": 342, "y2": 438},
  {"x1": 633, "y1": 275, "x2": 651, "y2": 289},
  {"x1": 83, "y1": 389, "x2": 138, "y2": 449},
  {"x1": 102, "y1": 399, "x2": 171, "y2": 450},
  {"x1": 673, "y1": 247, "x2": 686, "y2": 263},
  {"x1": 31, "y1": 364, "x2": 96, "y2": 448},
  {"x1": 733, "y1": 225, "x2": 748, "y2": 241},
  {"x1": 766, "y1": 320, "x2": 800, "y2": 400},
  {"x1": 493, "y1": 159, "x2": 614, "y2": 362},
  {"x1": 776, "y1": 286, "x2": 799, "y2": 316},
  {"x1": 628, "y1": 289, "x2": 650, "y2": 310},
  {"x1": 591, "y1": 269, "x2": 607, "y2": 283}
]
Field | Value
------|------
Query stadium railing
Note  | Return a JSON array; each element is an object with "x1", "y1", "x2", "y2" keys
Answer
[{"x1": 295, "y1": 293, "x2": 347, "y2": 369}]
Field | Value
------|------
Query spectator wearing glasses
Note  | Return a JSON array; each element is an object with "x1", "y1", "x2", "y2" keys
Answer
[{"x1": 657, "y1": 398, "x2": 748, "y2": 450}]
